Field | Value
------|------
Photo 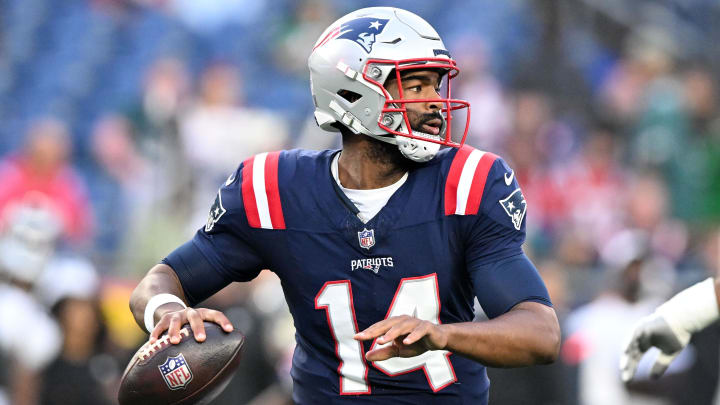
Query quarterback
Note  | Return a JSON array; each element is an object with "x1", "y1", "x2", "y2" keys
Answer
[{"x1": 130, "y1": 7, "x2": 560, "y2": 404}]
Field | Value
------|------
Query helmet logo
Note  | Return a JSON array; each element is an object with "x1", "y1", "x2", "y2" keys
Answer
[{"x1": 337, "y1": 17, "x2": 389, "y2": 53}]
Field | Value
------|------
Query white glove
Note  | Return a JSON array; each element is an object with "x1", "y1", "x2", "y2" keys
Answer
[{"x1": 620, "y1": 278, "x2": 719, "y2": 382}]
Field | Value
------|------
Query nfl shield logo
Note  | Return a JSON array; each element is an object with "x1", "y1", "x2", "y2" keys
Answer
[
  {"x1": 358, "y1": 228, "x2": 375, "y2": 249},
  {"x1": 158, "y1": 353, "x2": 193, "y2": 390}
]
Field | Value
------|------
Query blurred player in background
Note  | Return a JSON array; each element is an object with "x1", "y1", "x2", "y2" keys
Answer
[
  {"x1": 0, "y1": 204, "x2": 62, "y2": 405},
  {"x1": 130, "y1": 7, "x2": 560, "y2": 404},
  {"x1": 620, "y1": 277, "x2": 720, "y2": 382}
]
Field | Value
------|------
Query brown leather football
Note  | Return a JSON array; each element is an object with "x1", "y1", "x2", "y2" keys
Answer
[{"x1": 118, "y1": 322, "x2": 245, "y2": 405}]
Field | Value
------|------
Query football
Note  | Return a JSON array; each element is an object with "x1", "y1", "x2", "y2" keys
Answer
[{"x1": 118, "y1": 322, "x2": 245, "y2": 405}]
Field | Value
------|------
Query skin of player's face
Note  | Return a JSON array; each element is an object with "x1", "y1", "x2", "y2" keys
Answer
[{"x1": 384, "y1": 70, "x2": 444, "y2": 133}]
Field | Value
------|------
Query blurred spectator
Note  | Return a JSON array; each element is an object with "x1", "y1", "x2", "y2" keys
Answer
[
  {"x1": 128, "y1": 57, "x2": 192, "y2": 208},
  {"x1": 666, "y1": 65, "x2": 720, "y2": 222},
  {"x1": 0, "y1": 118, "x2": 93, "y2": 246},
  {"x1": 87, "y1": 114, "x2": 152, "y2": 269},
  {"x1": 551, "y1": 123, "x2": 627, "y2": 252},
  {"x1": 179, "y1": 62, "x2": 289, "y2": 226},
  {"x1": 454, "y1": 35, "x2": 511, "y2": 152},
  {"x1": 37, "y1": 257, "x2": 115, "y2": 405},
  {"x1": 40, "y1": 297, "x2": 112, "y2": 405},
  {"x1": 623, "y1": 172, "x2": 688, "y2": 264},
  {"x1": 132, "y1": 57, "x2": 191, "y2": 141},
  {"x1": 122, "y1": 58, "x2": 201, "y2": 274},
  {"x1": 564, "y1": 232, "x2": 675, "y2": 405},
  {"x1": 505, "y1": 89, "x2": 575, "y2": 243},
  {"x1": 0, "y1": 205, "x2": 63, "y2": 405}
]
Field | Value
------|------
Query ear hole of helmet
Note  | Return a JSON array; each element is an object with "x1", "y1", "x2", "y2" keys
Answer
[{"x1": 337, "y1": 89, "x2": 362, "y2": 103}]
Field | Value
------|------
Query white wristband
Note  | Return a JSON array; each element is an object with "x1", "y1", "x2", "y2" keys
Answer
[{"x1": 144, "y1": 294, "x2": 187, "y2": 333}]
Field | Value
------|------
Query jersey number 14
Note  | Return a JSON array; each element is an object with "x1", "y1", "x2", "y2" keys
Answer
[{"x1": 315, "y1": 273, "x2": 456, "y2": 395}]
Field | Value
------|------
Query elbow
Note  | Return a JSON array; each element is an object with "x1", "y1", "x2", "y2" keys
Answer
[
  {"x1": 129, "y1": 281, "x2": 146, "y2": 321},
  {"x1": 536, "y1": 327, "x2": 561, "y2": 365},
  {"x1": 129, "y1": 283, "x2": 142, "y2": 313},
  {"x1": 534, "y1": 315, "x2": 561, "y2": 365}
]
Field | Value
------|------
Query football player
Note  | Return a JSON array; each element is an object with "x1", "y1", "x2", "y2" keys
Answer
[
  {"x1": 130, "y1": 7, "x2": 560, "y2": 404},
  {"x1": 620, "y1": 277, "x2": 720, "y2": 382}
]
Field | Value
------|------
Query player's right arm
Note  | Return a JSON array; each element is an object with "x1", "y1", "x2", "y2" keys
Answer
[
  {"x1": 129, "y1": 263, "x2": 234, "y2": 344},
  {"x1": 130, "y1": 160, "x2": 269, "y2": 345},
  {"x1": 620, "y1": 277, "x2": 720, "y2": 381}
]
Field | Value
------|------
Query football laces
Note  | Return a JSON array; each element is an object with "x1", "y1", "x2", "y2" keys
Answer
[{"x1": 139, "y1": 328, "x2": 190, "y2": 360}]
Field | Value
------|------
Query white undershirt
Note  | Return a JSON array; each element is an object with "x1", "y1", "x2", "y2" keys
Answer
[{"x1": 331, "y1": 153, "x2": 408, "y2": 223}]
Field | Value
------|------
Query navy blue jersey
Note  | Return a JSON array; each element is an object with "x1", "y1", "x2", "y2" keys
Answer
[{"x1": 165, "y1": 146, "x2": 551, "y2": 404}]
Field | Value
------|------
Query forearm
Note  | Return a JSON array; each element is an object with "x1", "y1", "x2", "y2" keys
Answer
[
  {"x1": 129, "y1": 263, "x2": 188, "y2": 332},
  {"x1": 442, "y1": 302, "x2": 560, "y2": 367}
]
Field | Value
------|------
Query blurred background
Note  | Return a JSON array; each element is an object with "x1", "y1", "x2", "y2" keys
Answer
[{"x1": 1, "y1": 0, "x2": 719, "y2": 404}]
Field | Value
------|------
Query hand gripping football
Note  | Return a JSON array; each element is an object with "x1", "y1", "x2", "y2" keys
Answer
[{"x1": 118, "y1": 322, "x2": 245, "y2": 405}]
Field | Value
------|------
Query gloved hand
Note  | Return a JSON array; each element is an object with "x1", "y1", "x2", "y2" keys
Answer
[
  {"x1": 620, "y1": 278, "x2": 719, "y2": 382},
  {"x1": 620, "y1": 313, "x2": 689, "y2": 382}
]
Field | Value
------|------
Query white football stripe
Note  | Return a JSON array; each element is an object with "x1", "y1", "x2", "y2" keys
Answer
[
  {"x1": 252, "y1": 152, "x2": 273, "y2": 229},
  {"x1": 455, "y1": 150, "x2": 485, "y2": 215}
]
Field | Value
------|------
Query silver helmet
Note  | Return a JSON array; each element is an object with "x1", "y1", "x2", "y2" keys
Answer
[{"x1": 308, "y1": 7, "x2": 470, "y2": 162}]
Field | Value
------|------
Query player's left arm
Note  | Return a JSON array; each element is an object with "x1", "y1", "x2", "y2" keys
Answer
[
  {"x1": 356, "y1": 155, "x2": 560, "y2": 366},
  {"x1": 355, "y1": 254, "x2": 560, "y2": 366}
]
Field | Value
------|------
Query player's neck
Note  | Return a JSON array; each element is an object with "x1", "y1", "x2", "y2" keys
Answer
[{"x1": 338, "y1": 134, "x2": 409, "y2": 190}]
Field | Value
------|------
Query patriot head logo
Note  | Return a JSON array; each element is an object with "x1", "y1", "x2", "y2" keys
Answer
[
  {"x1": 158, "y1": 353, "x2": 193, "y2": 390},
  {"x1": 336, "y1": 17, "x2": 390, "y2": 53},
  {"x1": 358, "y1": 228, "x2": 375, "y2": 249},
  {"x1": 205, "y1": 190, "x2": 226, "y2": 232},
  {"x1": 499, "y1": 189, "x2": 527, "y2": 230}
]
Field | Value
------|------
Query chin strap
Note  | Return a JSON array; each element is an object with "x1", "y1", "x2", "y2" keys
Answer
[
  {"x1": 394, "y1": 113, "x2": 445, "y2": 162},
  {"x1": 397, "y1": 133, "x2": 440, "y2": 162}
]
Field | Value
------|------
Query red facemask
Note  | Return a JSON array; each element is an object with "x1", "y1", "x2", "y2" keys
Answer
[{"x1": 362, "y1": 57, "x2": 471, "y2": 148}]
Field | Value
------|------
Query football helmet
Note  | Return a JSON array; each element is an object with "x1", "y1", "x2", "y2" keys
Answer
[
  {"x1": 308, "y1": 7, "x2": 470, "y2": 162},
  {"x1": 0, "y1": 203, "x2": 61, "y2": 284}
]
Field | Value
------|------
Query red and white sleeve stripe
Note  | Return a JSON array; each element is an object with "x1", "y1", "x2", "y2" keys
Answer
[
  {"x1": 241, "y1": 151, "x2": 286, "y2": 229},
  {"x1": 444, "y1": 146, "x2": 497, "y2": 216}
]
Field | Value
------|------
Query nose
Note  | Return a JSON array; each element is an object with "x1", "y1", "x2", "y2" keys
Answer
[{"x1": 426, "y1": 89, "x2": 442, "y2": 111}]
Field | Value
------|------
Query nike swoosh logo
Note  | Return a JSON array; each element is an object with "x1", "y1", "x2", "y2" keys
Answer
[{"x1": 504, "y1": 170, "x2": 514, "y2": 186}]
